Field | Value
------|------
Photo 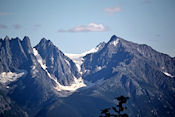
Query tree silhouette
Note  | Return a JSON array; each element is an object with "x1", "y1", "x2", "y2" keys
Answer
[{"x1": 99, "y1": 96, "x2": 129, "y2": 117}]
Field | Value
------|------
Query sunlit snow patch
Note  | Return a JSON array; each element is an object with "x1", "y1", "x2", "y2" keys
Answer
[
  {"x1": 110, "y1": 38, "x2": 119, "y2": 46},
  {"x1": 65, "y1": 59, "x2": 70, "y2": 66},
  {"x1": 54, "y1": 76, "x2": 86, "y2": 92},
  {"x1": 48, "y1": 72, "x2": 86, "y2": 92},
  {"x1": 163, "y1": 72, "x2": 174, "y2": 78},
  {"x1": 96, "y1": 66, "x2": 102, "y2": 71},
  {"x1": 65, "y1": 45, "x2": 101, "y2": 74},
  {"x1": 0, "y1": 71, "x2": 25, "y2": 84},
  {"x1": 65, "y1": 53, "x2": 84, "y2": 73}
]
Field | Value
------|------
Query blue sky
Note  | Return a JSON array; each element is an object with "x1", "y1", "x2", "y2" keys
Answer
[{"x1": 0, "y1": 0, "x2": 175, "y2": 57}]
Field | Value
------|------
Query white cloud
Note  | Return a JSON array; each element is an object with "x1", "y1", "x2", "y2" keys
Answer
[
  {"x1": 104, "y1": 6, "x2": 121, "y2": 14},
  {"x1": 58, "y1": 23, "x2": 108, "y2": 32}
]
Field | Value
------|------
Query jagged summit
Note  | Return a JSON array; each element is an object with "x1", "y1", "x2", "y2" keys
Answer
[
  {"x1": 22, "y1": 36, "x2": 31, "y2": 45},
  {"x1": 107, "y1": 35, "x2": 135, "y2": 47},
  {"x1": 40, "y1": 38, "x2": 47, "y2": 44},
  {"x1": 107, "y1": 35, "x2": 127, "y2": 47},
  {"x1": 39, "y1": 38, "x2": 53, "y2": 46},
  {"x1": 22, "y1": 36, "x2": 33, "y2": 54},
  {"x1": 23, "y1": 36, "x2": 30, "y2": 41},
  {"x1": 2, "y1": 36, "x2": 30, "y2": 42},
  {"x1": 108, "y1": 35, "x2": 118, "y2": 42}
]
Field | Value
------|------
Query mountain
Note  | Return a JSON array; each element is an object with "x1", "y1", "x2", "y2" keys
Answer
[
  {"x1": 82, "y1": 35, "x2": 175, "y2": 82},
  {"x1": 33, "y1": 38, "x2": 86, "y2": 94},
  {"x1": 36, "y1": 35, "x2": 175, "y2": 117},
  {"x1": 78, "y1": 35, "x2": 175, "y2": 117},
  {"x1": 0, "y1": 35, "x2": 175, "y2": 117},
  {"x1": 34, "y1": 38, "x2": 80, "y2": 86},
  {"x1": 0, "y1": 36, "x2": 87, "y2": 117}
]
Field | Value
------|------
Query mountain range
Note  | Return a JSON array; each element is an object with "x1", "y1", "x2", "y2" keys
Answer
[{"x1": 0, "y1": 35, "x2": 175, "y2": 117}]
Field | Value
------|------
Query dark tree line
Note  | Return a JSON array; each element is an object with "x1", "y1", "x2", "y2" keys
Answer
[{"x1": 99, "y1": 96, "x2": 129, "y2": 117}]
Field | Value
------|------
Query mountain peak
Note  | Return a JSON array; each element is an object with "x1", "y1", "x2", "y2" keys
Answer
[
  {"x1": 23, "y1": 36, "x2": 30, "y2": 40},
  {"x1": 4, "y1": 35, "x2": 10, "y2": 41},
  {"x1": 22, "y1": 36, "x2": 30, "y2": 44},
  {"x1": 107, "y1": 35, "x2": 121, "y2": 46},
  {"x1": 39, "y1": 38, "x2": 47, "y2": 44},
  {"x1": 39, "y1": 38, "x2": 53, "y2": 46},
  {"x1": 40, "y1": 37, "x2": 47, "y2": 42},
  {"x1": 22, "y1": 36, "x2": 33, "y2": 54},
  {"x1": 109, "y1": 35, "x2": 118, "y2": 42}
]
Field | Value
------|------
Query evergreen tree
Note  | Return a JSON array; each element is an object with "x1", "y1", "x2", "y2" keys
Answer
[{"x1": 99, "y1": 96, "x2": 129, "y2": 117}]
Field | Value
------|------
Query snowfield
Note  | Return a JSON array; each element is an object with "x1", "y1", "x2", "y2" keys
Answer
[{"x1": 0, "y1": 71, "x2": 26, "y2": 84}]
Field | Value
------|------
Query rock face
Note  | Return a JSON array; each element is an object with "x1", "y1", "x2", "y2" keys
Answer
[
  {"x1": 0, "y1": 36, "x2": 31, "y2": 72},
  {"x1": 34, "y1": 38, "x2": 80, "y2": 86},
  {"x1": 0, "y1": 37, "x2": 57, "y2": 116},
  {"x1": 0, "y1": 35, "x2": 175, "y2": 117},
  {"x1": 0, "y1": 85, "x2": 28, "y2": 117}
]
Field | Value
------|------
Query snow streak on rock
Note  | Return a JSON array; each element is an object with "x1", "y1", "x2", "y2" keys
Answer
[
  {"x1": 33, "y1": 48, "x2": 47, "y2": 70},
  {"x1": 163, "y1": 72, "x2": 174, "y2": 78}
]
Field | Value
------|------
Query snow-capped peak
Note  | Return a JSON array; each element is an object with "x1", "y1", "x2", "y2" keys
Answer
[{"x1": 110, "y1": 38, "x2": 119, "y2": 46}]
